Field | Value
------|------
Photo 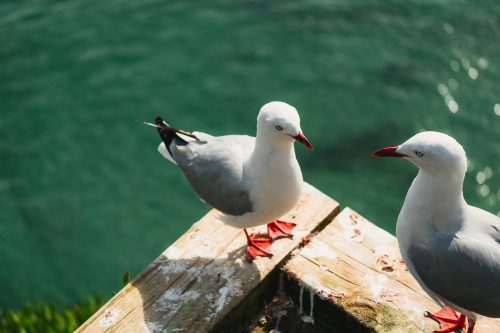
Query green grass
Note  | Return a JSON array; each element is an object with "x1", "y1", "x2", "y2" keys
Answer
[
  {"x1": 0, "y1": 296, "x2": 104, "y2": 333},
  {"x1": 0, "y1": 272, "x2": 129, "y2": 333}
]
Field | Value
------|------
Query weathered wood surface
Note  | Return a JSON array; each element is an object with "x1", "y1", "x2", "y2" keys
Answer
[
  {"x1": 283, "y1": 207, "x2": 500, "y2": 333},
  {"x1": 76, "y1": 183, "x2": 340, "y2": 333}
]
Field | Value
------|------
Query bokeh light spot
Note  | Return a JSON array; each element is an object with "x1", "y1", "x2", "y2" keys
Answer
[
  {"x1": 494, "y1": 104, "x2": 500, "y2": 116},
  {"x1": 460, "y1": 58, "x2": 471, "y2": 70},
  {"x1": 476, "y1": 171, "x2": 486, "y2": 184},
  {"x1": 478, "y1": 58, "x2": 489, "y2": 69},
  {"x1": 447, "y1": 99, "x2": 458, "y2": 113},
  {"x1": 468, "y1": 67, "x2": 478, "y2": 80},
  {"x1": 443, "y1": 23, "x2": 454, "y2": 34},
  {"x1": 479, "y1": 184, "x2": 490, "y2": 197},
  {"x1": 484, "y1": 167, "x2": 492, "y2": 179},
  {"x1": 437, "y1": 83, "x2": 448, "y2": 96}
]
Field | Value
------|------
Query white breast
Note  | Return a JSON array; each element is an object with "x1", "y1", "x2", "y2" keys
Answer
[{"x1": 226, "y1": 150, "x2": 303, "y2": 229}]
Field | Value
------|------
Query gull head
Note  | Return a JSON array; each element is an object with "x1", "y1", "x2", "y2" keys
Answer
[
  {"x1": 257, "y1": 101, "x2": 313, "y2": 150},
  {"x1": 372, "y1": 131, "x2": 467, "y2": 175}
]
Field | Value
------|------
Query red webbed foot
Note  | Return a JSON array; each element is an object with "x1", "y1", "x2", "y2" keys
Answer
[
  {"x1": 425, "y1": 306, "x2": 460, "y2": 324},
  {"x1": 424, "y1": 306, "x2": 466, "y2": 333},
  {"x1": 267, "y1": 220, "x2": 297, "y2": 240},
  {"x1": 244, "y1": 229, "x2": 273, "y2": 261}
]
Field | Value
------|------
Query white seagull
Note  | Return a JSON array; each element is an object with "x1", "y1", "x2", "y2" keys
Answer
[
  {"x1": 373, "y1": 131, "x2": 500, "y2": 333},
  {"x1": 152, "y1": 101, "x2": 313, "y2": 261}
]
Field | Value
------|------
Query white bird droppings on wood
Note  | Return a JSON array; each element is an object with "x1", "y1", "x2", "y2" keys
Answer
[
  {"x1": 99, "y1": 308, "x2": 121, "y2": 328},
  {"x1": 301, "y1": 288, "x2": 315, "y2": 324}
]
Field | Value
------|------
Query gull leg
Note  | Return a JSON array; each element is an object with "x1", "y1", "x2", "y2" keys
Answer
[
  {"x1": 466, "y1": 318, "x2": 475, "y2": 333},
  {"x1": 267, "y1": 220, "x2": 297, "y2": 240},
  {"x1": 244, "y1": 229, "x2": 273, "y2": 262},
  {"x1": 424, "y1": 307, "x2": 466, "y2": 333}
]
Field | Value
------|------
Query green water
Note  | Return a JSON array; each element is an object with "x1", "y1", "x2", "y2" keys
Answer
[{"x1": 1, "y1": 0, "x2": 499, "y2": 309}]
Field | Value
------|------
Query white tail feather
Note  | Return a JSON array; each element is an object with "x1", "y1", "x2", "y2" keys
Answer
[{"x1": 157, "y1": 142, "x2": 177, "y2": 165}]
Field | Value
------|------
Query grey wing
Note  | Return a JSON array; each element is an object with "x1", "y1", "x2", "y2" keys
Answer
[
  {"x1": 471, "y1": 206, "x2": 500, "y2": 244},
  {"x1": 170, "y1": 136, "x2": 254, "y2": 216},
  {"x1": 191, "y1": 131, "x2": 215, "y2": 141},
  {"x1": 408, "y1": 232, "x2": 500, "y2": 317}
]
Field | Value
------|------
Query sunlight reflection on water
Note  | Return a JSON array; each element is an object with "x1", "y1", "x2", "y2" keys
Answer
[{"x1": 494, "y1": 104, "x2": 500, "y2": 116}]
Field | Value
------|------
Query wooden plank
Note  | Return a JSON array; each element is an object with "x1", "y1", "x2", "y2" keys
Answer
[
  {"x1": 283, "y1": 207, "x2": 500, "y2": 333},
  {"x1": 76, "y1": 183, "x2": 340, "y2": 333}
]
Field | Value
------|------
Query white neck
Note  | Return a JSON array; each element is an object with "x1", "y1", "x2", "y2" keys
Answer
[
  {"x1": 401, "y1": 169, "x2": 467, "y2": 233},
  {"x1": 252, "y1": 132, "x2": 296, "y2": 161}
]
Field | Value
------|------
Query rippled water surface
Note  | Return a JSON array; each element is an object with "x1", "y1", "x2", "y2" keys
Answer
[{"x1": 1, "y1": 0, "x2": 499, "y2": 308}]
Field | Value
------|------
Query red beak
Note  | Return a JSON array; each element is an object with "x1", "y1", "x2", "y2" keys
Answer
[
  {"x1": 293, "y1": 132, "x2": 314, "y2": 151},
  {"x1": 372, "y1": 146, "x2": 406, "y2": 157}
]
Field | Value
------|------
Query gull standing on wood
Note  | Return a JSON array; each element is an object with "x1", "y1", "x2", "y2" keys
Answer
[
  {"x1": 373, "y1": 131, "x2": 500, "y2": 333},
  {"x1": 152, "y1": 101, "x2": 313, "y2": 261}
]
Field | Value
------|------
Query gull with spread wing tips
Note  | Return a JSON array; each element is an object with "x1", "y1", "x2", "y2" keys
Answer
[
  {"x1": 152, "y1": 101, "x2": 313, "y2": 261},
  {"x1": 373, "y1": 131, "x2": 500, "y2": 333}
]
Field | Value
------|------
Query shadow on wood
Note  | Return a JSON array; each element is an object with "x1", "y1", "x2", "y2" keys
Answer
[
  {"x1": 76, "y1": 183, "x2": 340, "y2": 333},
  {"x1": 132, "y1": 250, "x2": 264, "y2": 332}
]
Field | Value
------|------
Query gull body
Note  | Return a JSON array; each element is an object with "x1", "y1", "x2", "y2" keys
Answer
[
  {"x1": 155, "y1": 101, "x2": 313, "y2": 259},
  {"x1": 373, "y1": 131, "x2": 500, "y2": 332}
]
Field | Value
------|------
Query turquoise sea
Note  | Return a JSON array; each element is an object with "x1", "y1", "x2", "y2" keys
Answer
[{"x1": 1, "y1": 0, "x2": 499, "y2": 308}]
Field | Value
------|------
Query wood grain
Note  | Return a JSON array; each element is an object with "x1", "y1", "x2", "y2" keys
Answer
[
  {"x1": 76, "y1": 183, "x2": 340, "y2": 333},
  {"x1": 283, "y1": 207, "x2": 500, "y2": 333}
]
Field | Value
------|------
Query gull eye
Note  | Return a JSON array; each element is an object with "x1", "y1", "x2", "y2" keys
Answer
[
  {"x1": 415, "y1": 151, "x2": 424, "y2": 157},
  {"x1": 275, "y1": 125, "x2": 283, "y2": 131}
]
